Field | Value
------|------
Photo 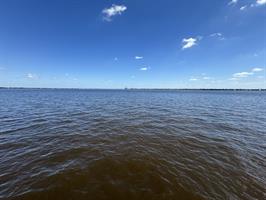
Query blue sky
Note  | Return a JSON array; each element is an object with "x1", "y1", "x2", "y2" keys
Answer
[{"x1": 0, "y1": 0, "x2": 265, "y2": 89}]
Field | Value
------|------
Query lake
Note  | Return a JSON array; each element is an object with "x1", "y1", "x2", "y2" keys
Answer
[{"x1": 0, "y1": 89, "x2": 265, "y2": 200}]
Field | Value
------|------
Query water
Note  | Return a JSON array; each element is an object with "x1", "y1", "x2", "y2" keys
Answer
[{"x1": 0, "y1": 89, "x2": 265, "y2": 200}]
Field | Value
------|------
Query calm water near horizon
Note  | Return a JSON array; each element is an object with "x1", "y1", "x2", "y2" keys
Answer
[{"x1": 0, "y1": 89, "x2": 265, "y2": 200}]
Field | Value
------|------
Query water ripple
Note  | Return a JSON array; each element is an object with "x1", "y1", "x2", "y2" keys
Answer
[{"x1": 0, "y1": 89, "x2": 265, "y2": 200}]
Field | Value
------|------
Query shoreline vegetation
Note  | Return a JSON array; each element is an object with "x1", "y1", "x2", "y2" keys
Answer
[{"x1": 0, "y1": 87, "x2": 265, "y2": 91}]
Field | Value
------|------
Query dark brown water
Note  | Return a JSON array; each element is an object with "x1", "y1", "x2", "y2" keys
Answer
[{"x1": 0, "y1": 89, "x2": 265, "y2": 200}]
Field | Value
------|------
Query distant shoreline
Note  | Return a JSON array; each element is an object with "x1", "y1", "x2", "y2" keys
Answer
[{"x1": 0, "y1": 87, "x2": 265, "y2": 91}]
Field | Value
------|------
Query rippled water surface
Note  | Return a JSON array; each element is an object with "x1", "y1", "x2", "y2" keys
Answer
[{"x1": 0, "y1": 89, "x2": 265, "y2": 200}]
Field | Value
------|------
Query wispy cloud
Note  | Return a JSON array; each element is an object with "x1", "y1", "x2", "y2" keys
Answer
[
  {"x1": 256, "y1": 0, "x2": 266, "y2": 6},
  {"x1": 140, "y1": 67, "x2": 149, "y2": 71},
  {"x1": 181, "y1": 33, "x2": 224, "y2": 50},
  {"x1": 27, "y1": 73, "x2": 38, "y2": 79},
  {"x1": 102, "y1": 4, "x2": 127, "y2": 21},
  {"x1": 209, "y1": 32, "x2": 225, "y2": 40},
  {"x1": 135, "y1": 56, "x2": 143, "y2": 60},
  {"x1": 240, "y1": 5, "x2": 247, "y2": 10},
  {"x1": 182, "y1": 38, "x2": 197, "y2": 49},
  {"x1": 231, "y1": 67, "x2": 264, "y2": 80},
  {"x1": 252, "y1": 67, "x2": 264, "y2": 72},
  {"x1": 189, "y1": 74, "x2": 213, "y2": 81},
  {"x1": 233, "y1": 72, "x2": 253, "y2": 78},
  {"x1": 249, "y1": 0, "x2": 266, "y2": 8},
  {"x1": 228, "y1": 0, "x2": 238, "y2": 5},
  {"x1": 229, "y1": 77, "x2": 239, "y2": 81},
  {"x1": 210, "y1": 33, "x2": 222, "y2": 37}
]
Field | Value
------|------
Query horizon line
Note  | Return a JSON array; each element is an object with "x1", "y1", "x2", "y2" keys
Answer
[{"x1": 1, "y1": 87, "x2": 265, "y2": 91}]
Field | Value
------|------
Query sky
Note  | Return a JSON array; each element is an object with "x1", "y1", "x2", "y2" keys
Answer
[{"x1": 0, "y1": 0, "x2": 265, "y2": 89}]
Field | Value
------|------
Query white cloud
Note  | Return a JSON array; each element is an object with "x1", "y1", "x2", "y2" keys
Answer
[
  {"x1": 181, "y1": 33, "x2": 224, "y2": 50},
  {"x1": 197, "y1": 36, "x2": 203, "y2": 41},
  {"x1": 140, "y1": 67, "x2": 148, "y2": 71},
  {"x1": 27, "y1": 73, "x2": 38, "y2": 79},
  {"x1": 231, "y1": 67, "x2": 264, "y2": 80},
  {"x1": 135, "y1": 56, "x2": 143, "y2": 60},
  {"x1": 189, "y1": 74, "x2": 213, "y2": 81},
  {"x1": 252, "y1": 67, "x2": 264, "y2": 72},
  {"x1": 209, "y1": 32, "x2": 225, "y2": 40},
  {"x1": 210, "y1": 33, "x2": 222, "y2": 37},
  {"x1": 233, "y1": 72, "x2": 253, "y2": 78},
  {"x1": 27, "y1": 73, "x2": 33, "y2": 78},
  {"x1": 228, "y1": 0, "x2": 238, "y2": 5},
  {"x1": 240, "y1": 5, "x2": 247, "y2": 10},
  {"x1": 102, "y1": 4, "x2": 127, "y2": 21},
  {"x1": 229, "y1": 77, "x2": 239, "y2": 81},
  {"x1": 251, "y1": 0, "x2": 266, "y2": 7},
  {"x1": 182, "y1": 38, "x2": 197, "y2": 49},
  {"x1": 256, "y1": 0, "x2": 266, "y2": 6}
]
